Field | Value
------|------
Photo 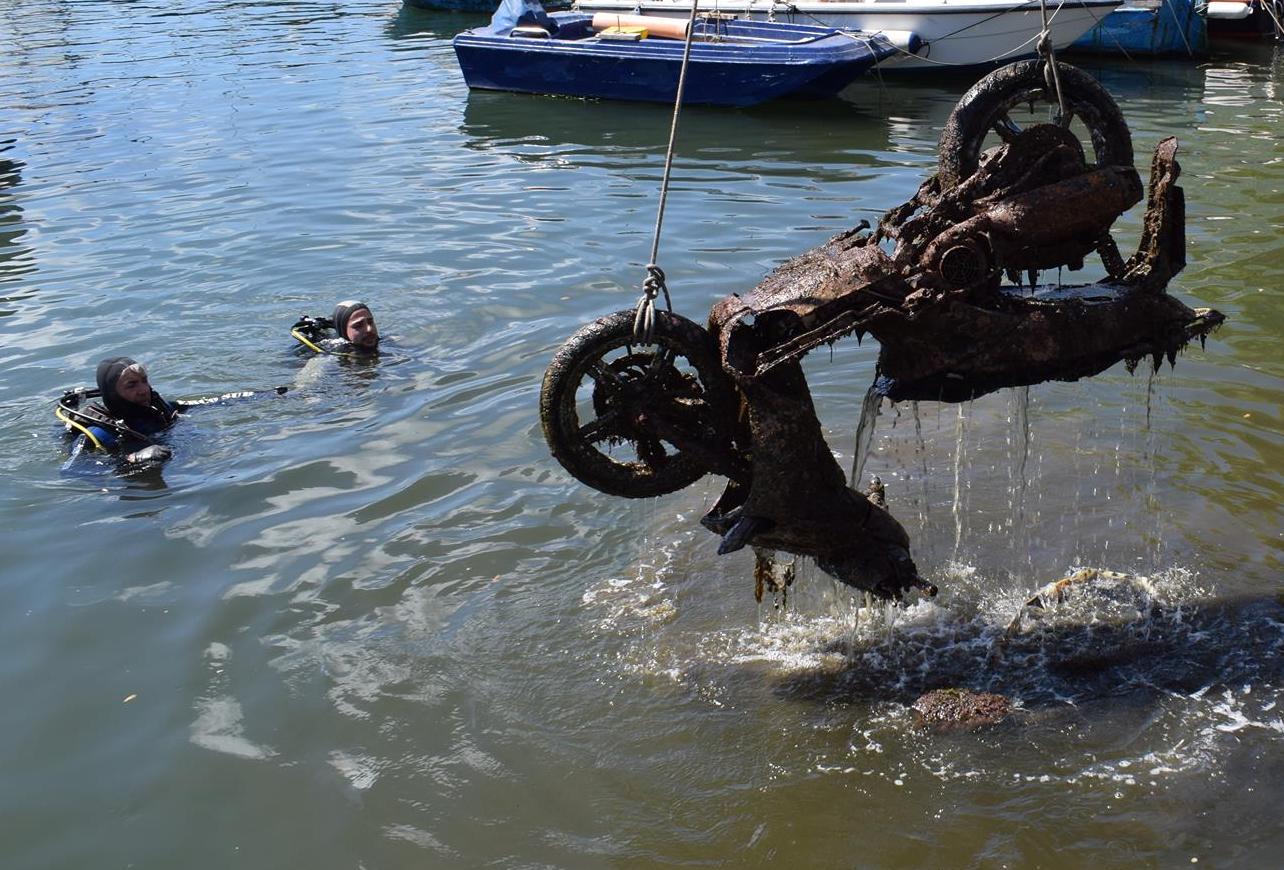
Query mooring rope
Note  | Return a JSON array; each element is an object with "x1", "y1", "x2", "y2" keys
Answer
[
  {"x1": 1261, "y1": 0, "x2": 1284, "y2": 40},
  {"x1": 633, "y1": 0, "x2": 704, "y2": 345},
  {"x1": 1161, "y1": 0, "x2": 1198, "y2": 58},
  {"x1": 1074, "y1": 0, "x2": 1136, "y2": 62}
]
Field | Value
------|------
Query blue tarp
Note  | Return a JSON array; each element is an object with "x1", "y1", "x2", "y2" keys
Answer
[{"x1": 488, "y1": 0, "x2": 559, "y2": 35}]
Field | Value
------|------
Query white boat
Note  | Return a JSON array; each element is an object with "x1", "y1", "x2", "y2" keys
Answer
[{"x1": 572, "y1": 0, "x2": 1125, "y2": 69}]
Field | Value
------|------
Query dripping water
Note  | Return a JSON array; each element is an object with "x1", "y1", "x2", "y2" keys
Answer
[
  {"x1": 848, "y1": 381, "x2": 883, "y2": 488},
  {"x1": 911, "y1": 400, "x2": 932, "y2": 528},
  {"x1": 1143, "y1": 367, "x2": 1165, "y2": 570},
  {"x1": 951, "y1": 403, "x2": 968, "y2": 562},
  {"x1": 1009, "y1": 386, "x2": 1032, "y2": 577}
]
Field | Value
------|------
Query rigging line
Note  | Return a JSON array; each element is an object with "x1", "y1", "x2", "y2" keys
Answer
[
  {"x1": 867, "y1": 0, "x2": 1073, "y2": 45},
  {"x1": 1161, "y1": 0, "x2": 1197, "y2": 58},
  {"x1": 633, "y1": 0, "x2": 703, "y2": 344},
  {"x1": 646, "y1": 2, "x2": 701, "y2": 270},
  {"x1": 837, "y1": 30, "x2": 888, "y2": 93},
  {"x1": 933, "y1": 0, "x2": 1067, "y2": 41},
  {"x1": 1075, "y1": 0, "x2": 1136, "y2": 63},
  {"x1": 1259, "y1": 0, "x2": 1284, "y2": 38},
  {"x1": 779, "y1": 0, "x2": 1021, "y2": 44}
]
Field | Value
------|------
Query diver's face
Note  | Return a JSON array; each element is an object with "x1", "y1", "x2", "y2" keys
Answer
[
  {"x1": 345, "y1": 309, "x2": 379, "y2": 349},
  {"x1": 116, "y1": 369, "x2": 152, "y2": 406}
]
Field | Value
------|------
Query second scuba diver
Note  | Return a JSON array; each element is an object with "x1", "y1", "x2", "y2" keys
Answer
[
  {"x1": 290, "y1": 300, "x2": 379, "y2": 355},
  {"x1": 58, "y1": 356, "x2": 181, "y2": 464}
]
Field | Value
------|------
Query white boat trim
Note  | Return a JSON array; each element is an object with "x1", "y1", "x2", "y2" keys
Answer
[{"x1": 572, "y1": 0, "x2": 1125, "y2": 69}]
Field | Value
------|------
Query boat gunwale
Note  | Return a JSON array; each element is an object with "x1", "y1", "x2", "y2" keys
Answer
[
  {"x1": 452, "y1": 33, "x2": 889, "y2": 64},
  {"x1": 573, "y1": 0, "x2": 1125, "y2": 14},
  {"x1": 455, "y1": 14, "x2": 894, "y2": 60}
]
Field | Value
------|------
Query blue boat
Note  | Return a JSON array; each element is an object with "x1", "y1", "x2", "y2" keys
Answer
[
  {"x1": 1070, "y1": 0, "x2": 1208, "y2": 57},
  {"x1": 452, "y1": 0, "x2": 905, "y2": 107}
]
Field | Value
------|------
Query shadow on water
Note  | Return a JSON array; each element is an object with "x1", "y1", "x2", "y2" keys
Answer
[
  {"x1": 115, "y1": 468, "x2": 172, "y2": 495},
  {"x1": 386, "y1": 2, "x2": 486, "y2": 40},
  {"x1": 459, "y1": 89, "x2": 903, "y2": 173},
  {"x1": 1064, "y1": 55, "x2": 1209, "y2": 93},
  {"x1": 766, "y1": 580, "x2": 1284, "y2": 721},
  {"x1": 0, "y1": 138, "x2": 35, "y2": 293},
  {"x1": 0, "y1": 140, "x2": 19, "y2": 188}
]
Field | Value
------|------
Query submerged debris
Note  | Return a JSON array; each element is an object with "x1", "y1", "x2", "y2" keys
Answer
[
  {"x1": 911, "y1": 688, "x2": 1013, "y2": 730},
  {"x1": 1003, "y1": 567, "x2": 1160, "y2": 639},
  {"x1": 752, "y1": 547, "x2": 798, "y2": 607}
]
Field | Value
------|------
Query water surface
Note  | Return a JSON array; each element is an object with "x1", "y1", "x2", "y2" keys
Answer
[{"x1": 1, "y1": 3, "x2": 1282, "y2": 866}]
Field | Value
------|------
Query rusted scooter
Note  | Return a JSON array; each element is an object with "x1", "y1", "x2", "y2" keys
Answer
[{"x1": 539, "y1": 58, "x2": 1224, "y2": 601}]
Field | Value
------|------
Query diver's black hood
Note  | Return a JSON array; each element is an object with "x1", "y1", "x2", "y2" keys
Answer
[
  {"x1": 96, "y1": 356, "x2": 137, "y2": 415},
  {"x1": 95, "y1": 356, "x2": 176, "y2": 433},
  {"x1": 331, "y1": 300, "x2": 370, "y2": 341}
]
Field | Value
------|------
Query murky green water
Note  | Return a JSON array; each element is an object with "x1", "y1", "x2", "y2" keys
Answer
[{"x1": 1, "y1": 2, "x2": 1281, "y2": 866}]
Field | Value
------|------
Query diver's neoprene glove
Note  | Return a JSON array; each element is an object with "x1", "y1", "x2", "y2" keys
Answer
[{"x1": 128, "y1": 445, "x2": 172, "y2": 463}]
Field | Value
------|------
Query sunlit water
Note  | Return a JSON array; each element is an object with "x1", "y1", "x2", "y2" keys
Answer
[{"x1": 1, "y1": 2, "x2": 1281, "y2": 866}]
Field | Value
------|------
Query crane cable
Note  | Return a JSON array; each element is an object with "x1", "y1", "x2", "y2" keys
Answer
[
  {"x1": 1036, "y1": 0, "x2": 1069, "y2": 121},
  {"x1": 633, "y1": 0, "x2": 704, "y2": 345}
]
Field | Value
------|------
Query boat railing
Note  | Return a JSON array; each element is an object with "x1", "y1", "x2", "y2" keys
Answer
[{"x1": 512, "y1": 25, "x2": 555, "y2": 37}]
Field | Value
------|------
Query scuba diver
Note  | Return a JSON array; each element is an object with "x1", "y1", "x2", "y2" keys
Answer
[
  {"x1": 57, "y1": 356, "x2": 181, "y2": 465},
  {"x1": 57, "y1": 356, "x2": 287, "y2": 468},
  {"x1": 290, "y1": 300, "x2": 380, "y2": 356}
]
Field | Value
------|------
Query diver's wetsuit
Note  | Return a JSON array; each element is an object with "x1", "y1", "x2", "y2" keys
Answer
[
  {"x1": 314, "y1": 337, "x2": 366, "y2": 355},
  {"x1": 79, "y1": 397, "x2": 178, "y2": 451},
  {"x1": 71, "y1": 356, "x2": 181, "y2": 459},
  {"x1": 292, "y1": 302, "x2": 378, "y2": 357}
]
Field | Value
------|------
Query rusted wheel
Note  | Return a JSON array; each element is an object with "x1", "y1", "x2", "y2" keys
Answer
[
  {"x1": 937, "y1": 60, "x2": 1133, "y2": 191},
  {"x1": 540, "y1": 309, "x2": 734, "y2": 499}
]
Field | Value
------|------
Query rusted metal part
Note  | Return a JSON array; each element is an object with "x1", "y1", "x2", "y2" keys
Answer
[
  {"x1": 871, "y1": 286, "x2": 1224, "y2": 402},
  {"x1": 698, "y1": 358, "x2": 931, "y2": 600},
  {"x1": 1122, "y1": 136, "x2": 1186, "y2": 290},
  {"x1": 710, "y1": 239, "x2": 903, "y2": 380},
  {"x1": 872, "y1": 138, "x2": 1217, "y2": 400},
  {"x1": 698, "y1": 122, "x2": 1222, "y2": 598},
  {"x1": 921, "y1": 165, "x2": 1143, "y2": 279},
  {"x1": 712, "y1": 132, "x2": 1221, "y2": 401}
]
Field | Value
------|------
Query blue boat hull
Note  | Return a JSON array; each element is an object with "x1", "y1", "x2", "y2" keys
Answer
[
  {"x1": 453, "y1": 14, "x2": 899, "y2": 106},
  {"x1": 1070, "y1": 0, "x2": 1208, "y2": 56}
]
